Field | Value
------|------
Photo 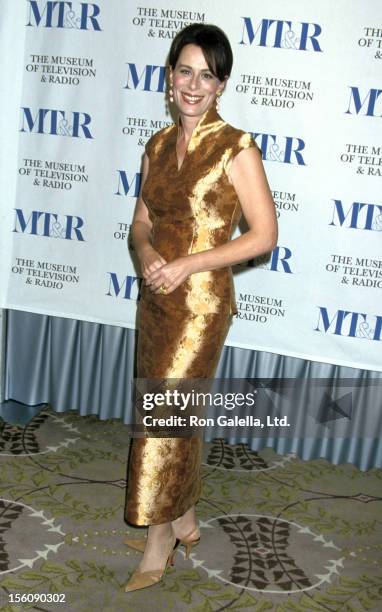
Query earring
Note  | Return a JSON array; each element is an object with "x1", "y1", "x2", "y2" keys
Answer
[
  {"x1": 169, "y1": 80, "x2": 174, "y2": 103},
  {"x1": 216, "y1": 92, "x2": 222, "y2": 111}
]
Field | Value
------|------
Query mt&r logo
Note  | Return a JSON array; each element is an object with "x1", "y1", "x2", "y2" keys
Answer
[
  {"x1": 239, "y1": 17, "x2": 323, "y2": 51},
  {"x1": 330, "y1": 200, "x2": 382, "y2": 231},
  {"x1": 124, "y1": 64, "x2": 166, "y2": 93},
  {"x1": 346, "y1": 87, "x2": 382, "y2": 117},
  {"x1": 253, "y1": 133, "x2": 306, "y2": 165},
  {"x1": 315, "y1": 307, "x2": 381, "y2": 341},
  {"x1": 26, "y1": 1, "x2": 101, "y2": 30},
  {"x1": 20, "y1": 107, "x2": 93, "y2": 138}
]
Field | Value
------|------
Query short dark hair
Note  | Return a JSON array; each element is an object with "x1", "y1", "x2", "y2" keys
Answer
[{"x1": 168, "y1": 23, "x2": 233, "y2": 81}]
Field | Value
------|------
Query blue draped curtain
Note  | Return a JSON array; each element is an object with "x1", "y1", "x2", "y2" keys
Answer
[{"x1": 4, "y1": 309, "x2": 382, "y2": 470}]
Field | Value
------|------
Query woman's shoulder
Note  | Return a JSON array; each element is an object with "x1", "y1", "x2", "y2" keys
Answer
[
  {"x1": 145, "y1": 123, "x2": 176, "y2": 158},
  {"x1": 220, "y1": 119, "x2": 261, "y2": 156}
]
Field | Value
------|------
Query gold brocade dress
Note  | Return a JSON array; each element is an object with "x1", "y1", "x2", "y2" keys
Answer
[{"x1": 125, "y1": 104, "x2": 259, "y2": 525}]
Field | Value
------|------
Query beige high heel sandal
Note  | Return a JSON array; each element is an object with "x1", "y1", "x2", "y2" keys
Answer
[
  {"x1": 123, "y1": 537, "x2": 147, "y2": 553},
  {"x1": 179, "y1": 527, "x2": 201, "y2": 559},
  {"x1": 124, "y1": 537, "x2": 180, "y2": 593}
]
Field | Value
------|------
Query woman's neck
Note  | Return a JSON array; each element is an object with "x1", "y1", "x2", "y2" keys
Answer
[{"x1": 178, "y1": 110, "x2": 206, "y2": 142}]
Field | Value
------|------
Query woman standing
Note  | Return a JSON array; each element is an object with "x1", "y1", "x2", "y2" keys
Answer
[{"x1": 124, "y1": 23, "x2": 277, "y2": 592}]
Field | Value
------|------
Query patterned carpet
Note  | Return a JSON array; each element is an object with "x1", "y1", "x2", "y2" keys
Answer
[{"x1": 0, "y1": 407, "x2": 381, "y2": 611}]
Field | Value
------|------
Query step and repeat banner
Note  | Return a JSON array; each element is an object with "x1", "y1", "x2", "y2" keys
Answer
[{"x1": 0, "y1": 1, "x2": 381, "y2": 371}]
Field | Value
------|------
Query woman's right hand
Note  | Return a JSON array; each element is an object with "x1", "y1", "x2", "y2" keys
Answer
[{"x1": 137, "y1": 245, "x2": 167, "y2": 282}]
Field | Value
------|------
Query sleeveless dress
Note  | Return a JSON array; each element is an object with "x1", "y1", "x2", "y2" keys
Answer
[{"x1": 125, "y1": 104, "x2": 259, "y2": 525}]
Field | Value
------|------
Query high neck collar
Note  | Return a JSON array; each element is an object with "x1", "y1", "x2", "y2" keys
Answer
[{"x1": 176, "y1": 104, "x2": 223, "y2": 142}]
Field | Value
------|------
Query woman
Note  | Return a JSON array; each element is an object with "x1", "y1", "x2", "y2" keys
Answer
[{"x1": 123, "y1": 23, "x2": 277, "y2": 592}]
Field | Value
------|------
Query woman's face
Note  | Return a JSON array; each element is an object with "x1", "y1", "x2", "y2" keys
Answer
[{"x1": 171, "y1": 44, "x2": 226, "y2": 119}]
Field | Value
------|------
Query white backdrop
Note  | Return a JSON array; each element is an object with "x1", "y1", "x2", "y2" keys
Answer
[{"x1": 0, "y1": 0, "x2": 381, "y2": 371}]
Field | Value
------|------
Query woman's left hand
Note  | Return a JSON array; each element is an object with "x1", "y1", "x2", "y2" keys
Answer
[{"x1": 145, "y1": 256, "x2": 194, "y2": 294}]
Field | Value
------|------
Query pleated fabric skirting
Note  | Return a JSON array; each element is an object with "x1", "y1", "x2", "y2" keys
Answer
[{"x1": 124, "y1": 297, "x2": 232, "y2": 525}]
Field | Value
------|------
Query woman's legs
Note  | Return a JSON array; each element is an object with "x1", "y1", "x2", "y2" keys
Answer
[
  {"x1": 137, "y1": 522, "x2": 175, "y2": 572},
  {"x1": 171, "y1": 505, "x2": 200, "y2": 541},
  {"x1": 137, "y1": 504, "x2": 199, "y2": 571}
]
